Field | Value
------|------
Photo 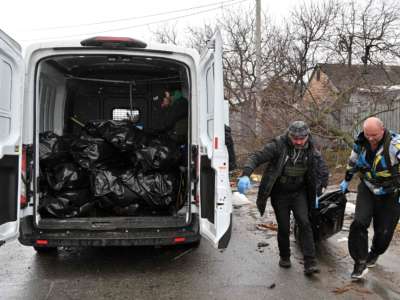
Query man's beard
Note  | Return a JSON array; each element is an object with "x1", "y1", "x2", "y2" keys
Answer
[{"x1": 292, "y1": 140, "x2": 309, "y2": 149}]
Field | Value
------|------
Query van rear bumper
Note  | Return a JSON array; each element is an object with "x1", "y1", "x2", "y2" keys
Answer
[{"x1": 19, "y1": 215, "x2": 200, "y2": 247}]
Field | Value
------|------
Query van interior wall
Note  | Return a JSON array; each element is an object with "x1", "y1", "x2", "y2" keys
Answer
[
  {"x1": 38, "y1": 63, "x2": 67, "y2": 135},
  {"x1": 37, "y1": 57, "x2": 190, "y2": 220}
]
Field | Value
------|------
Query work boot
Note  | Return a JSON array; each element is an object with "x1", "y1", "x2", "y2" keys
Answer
[
  {"x1": 366, "y1": 252, "x2": 379, "y2": 268},
  {"x1": 351, "y1": 262, "x2": 368, "y2": 280},
  {"x1": 279, "y1": 257, "x2": 291, "y2": 268},
  {"x1": 304, "y1": 259, "x2": 320, "y2": 276}
]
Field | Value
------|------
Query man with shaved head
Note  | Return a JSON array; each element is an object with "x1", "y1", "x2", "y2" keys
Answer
[{"x1": 340, "y1": 117, "x2": 400, "y2": 280}]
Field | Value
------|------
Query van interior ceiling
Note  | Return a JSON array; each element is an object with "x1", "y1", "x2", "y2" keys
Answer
[{"x1": 35, "y1": 54, "x2": 191, "y2": 226}]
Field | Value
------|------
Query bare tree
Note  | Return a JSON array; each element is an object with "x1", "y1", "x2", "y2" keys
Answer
[
  {"x1": 357, "y1": 0, "x2": 400, "y2": 65},
  {"x1": 151, "y1": 23, "x2": 179, "y2": 45},
  {"x1": 330, "y1": 0, "x2": 400, "y2": 66},
  {"x1": 185, "y1": 24, "x2": 214, "y2": 54},
  {"x1": 285, "y1": 0, "x2": 339, "y2": 96},
  {"x1": 332, "y1": 0, "x2": 357, "y2": 65}
]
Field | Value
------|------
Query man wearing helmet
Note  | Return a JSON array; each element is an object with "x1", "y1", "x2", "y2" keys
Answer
[{"x1": 237, "y1": 121, "x2": 329, "y2": 275}]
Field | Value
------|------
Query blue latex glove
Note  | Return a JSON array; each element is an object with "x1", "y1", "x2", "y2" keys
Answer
[
  {"x1": 340, "y1": 180, "x2": 349, "y2": 193},
  {"x1": 315, "y1": 196, "x2": 319, "y2": 209},
  {"x1": 374, "y1": 187, "x2": 386, "y2": 196},
  {"x1": 237, "y1": 176, "x2": 251, "y2": 194}
]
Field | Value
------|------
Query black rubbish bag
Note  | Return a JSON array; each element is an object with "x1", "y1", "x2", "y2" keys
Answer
[
  {"x1": 71, "y1": 136, "x2": 117, "y2": 169},
  {"x1": 46, "y1": 163, "x2": 89, "y2": 191},
  {"x1": 311, "y1": 190, "x2": 347, "y2": 241},
  {"x1": 120, "y1": 171, "x2": 177, "y2": 209},
  {"x1": 294, "y1": 190, "x2": 347, "y2": 243},
  {"x1": 38, "y1": 189, "x2": 94, "y2": 218},
  {"x1": 85, "y1": 120, "x2": 147, "y2": 151},
  {"x1": 39, "y1": 131, "x2": 72, "y2": 167},
  {"x1": 135, "y1": 137, "x2": 180, "y2": 172},
  {"x1": 92, "y1": 169, "x2": 139, "y2": 207}
]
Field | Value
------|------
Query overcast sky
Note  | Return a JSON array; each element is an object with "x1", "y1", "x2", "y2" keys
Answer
[{"x1": 0, "y1": 0, "x2": 296, "y2": 47}]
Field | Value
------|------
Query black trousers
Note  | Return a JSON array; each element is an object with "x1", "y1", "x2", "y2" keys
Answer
[
  {"x1": 271, "y1": 189, "x2": 316, "y2": 259},
  {"x1": 348, "y1": 182, "x2": 400, "y2": 263}
]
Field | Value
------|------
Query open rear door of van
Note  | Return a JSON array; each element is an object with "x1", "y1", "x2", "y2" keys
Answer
[
  {"x1": 0, "y1": 30, "x2": 24, "y2": 247},
  {"x1": 198, "y1": 29, "x2": 232, "y2": 249}
]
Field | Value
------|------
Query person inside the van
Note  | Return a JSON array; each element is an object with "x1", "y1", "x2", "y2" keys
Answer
[
  {"x1": 339, "y1": 117, "x2": 400, "y2": 280},
  {"x1": 159, "y1": 89, "x2": 188, "y2": 145},
  {"x1": 237, "y1": 121, "x2": 329, "y2": 276}
]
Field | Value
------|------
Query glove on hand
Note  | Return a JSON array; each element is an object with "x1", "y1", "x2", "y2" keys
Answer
[
  {"x1": 339, "y1": 180, "x2": 349, "y2": 193},
  {"x1": 315, "y1": 196, "x2": 319, "y2": 209},
  {"x1": 237, "y1": 176, "x2": 251, "y2": 194}
]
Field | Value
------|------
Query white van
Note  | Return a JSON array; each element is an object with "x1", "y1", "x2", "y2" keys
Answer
[{"x1": 0, "y1": 29, "x2": 232, "y2": 251}]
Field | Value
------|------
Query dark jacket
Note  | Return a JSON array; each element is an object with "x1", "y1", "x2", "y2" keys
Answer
[
  {"x1": 225, "y1": 125, "x2": 237, "y2": 170},
  {"x1": 242, "y1": 134, "x2": 329, "y2": 216}
]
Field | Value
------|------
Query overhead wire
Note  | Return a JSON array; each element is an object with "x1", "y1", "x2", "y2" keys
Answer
[
  {"x1": 21, "y1": 0, "x2": 249, "y2": 42},
  {"x1": 24, "y1": 0, "x2": 239, "y2": 32}
]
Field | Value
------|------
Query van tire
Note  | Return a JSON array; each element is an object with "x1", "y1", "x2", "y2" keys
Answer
[{"x1": 33, "y1": 246, "x2": 57, "y2": 254}]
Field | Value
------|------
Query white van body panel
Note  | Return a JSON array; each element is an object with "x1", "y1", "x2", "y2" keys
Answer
[
  {"x1": 0, "y1": 30, "x2": 24, "y2": 243},
  {"x1": 1, "y1": 31, "x2": 232, "y2": 249},
  {"x1": 198, "y1": 30, "x2": 232, "y2": 248}
]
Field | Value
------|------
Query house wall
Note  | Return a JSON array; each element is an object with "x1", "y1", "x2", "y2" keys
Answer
[
  {"x1": 304, "y1": 70, "x2": 336, "y2": 105},
  {"x1": 340, "y1": 91, "x2": 400, "y2": 135},
  {"x1": 305, "y1": 69, "x2": 400, "y2": 138}
]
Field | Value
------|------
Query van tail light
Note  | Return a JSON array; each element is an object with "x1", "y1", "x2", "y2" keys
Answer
[
  {"x1": 20, "y1": 145, "x2": 28, "y2": 208},
  {"x1": 174, "y1": 237, "x2": 186, "y2": 244},
  {"x1": 36, "y1": 239, "x2": 48, "y2": 246}
]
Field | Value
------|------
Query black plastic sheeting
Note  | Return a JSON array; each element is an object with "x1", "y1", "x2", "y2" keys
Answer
[
  {"x1": 311, "y1": 190, "x2": 347, "y2": 241},
  {"x1": 85, "y1": 120, "x2": 181, "y2": 171},
  {"x1": 46, "y1": 163, "x2": 89, "y2": 191},
  {"x1": 38, "y1": 121, "x2": 185, "y2": 218},
  {"x1": 120, "y1": 171, "x2": 177, "y2": 209},
  {"x1": 134, "y1": 138, "x2": 181, "y2": 172},
  {"x1": 38, "y1": 189, "x2": 94, "y2": 218},
  {"x1": 71, "y1": 136, "x2": 119, "y2": 169},
  {"x1": 39, "y1": 132, "x2": 72, "y2": 167},
  {"x1": 92, "y1": 169, "x2": 177, "y2": 210},
  {"x1": 85, "y1": 120, "x2": 147, "y2": 151},
  {"x1": 92, "y1": 168, "x2": 139, "y2": 208}
]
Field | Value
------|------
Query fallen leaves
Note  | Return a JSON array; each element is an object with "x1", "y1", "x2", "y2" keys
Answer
[
  {"x1": 332, "y1": 283, "x2": 373, "y2": 295},
  {"x1": 257, "y1": 222, "x2": 278, "y2": 231}
]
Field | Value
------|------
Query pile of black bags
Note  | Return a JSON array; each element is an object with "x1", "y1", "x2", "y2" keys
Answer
[{"x1": 39, "y1": 120, "x2": 183, "y2": 218}]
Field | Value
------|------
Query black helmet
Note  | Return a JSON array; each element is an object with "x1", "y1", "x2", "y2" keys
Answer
[{"x1": 288, "y1": 121, "x2": 310, "y2": 138}]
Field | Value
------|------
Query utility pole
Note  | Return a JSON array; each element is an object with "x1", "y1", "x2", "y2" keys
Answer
[{"x1": 255, "y1": 0, "x2": 262, "y2": 134}]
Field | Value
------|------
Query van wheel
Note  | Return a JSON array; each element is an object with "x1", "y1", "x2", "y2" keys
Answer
[{"x1": 33, "y1": 246, "x2": 57, "y2": 254}]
